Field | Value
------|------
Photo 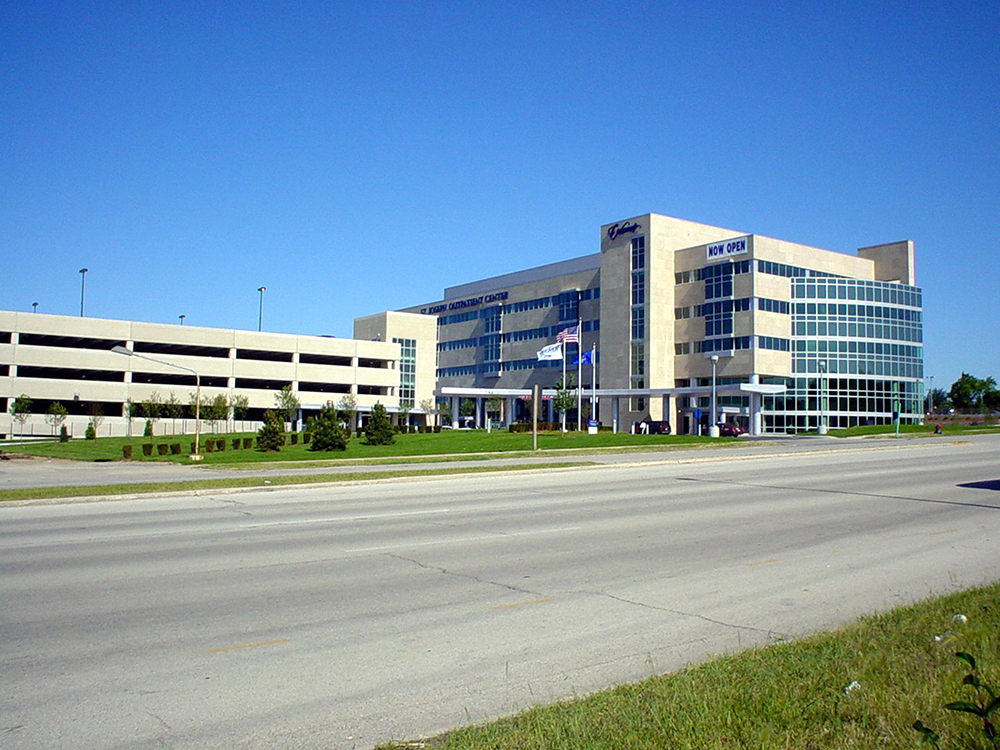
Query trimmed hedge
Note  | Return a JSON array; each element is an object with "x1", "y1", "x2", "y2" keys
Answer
[
  {"x1": 122, "y1": 445, "x2": 133, "y2": 459},
  {"x1": 142, "y1": 443, "x2": 153, "y2": 456}
]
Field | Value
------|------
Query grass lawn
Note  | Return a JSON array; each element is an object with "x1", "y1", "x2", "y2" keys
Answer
[
  {"x1": 379, "y1": 582, "x2": 1000, "y2": 749},
  {"x1": 3, "y1": 429, "x2": 719, "y2": 465},
  {"x1": 830, "y1": 423, "x2": 1000, "y2": 438}
]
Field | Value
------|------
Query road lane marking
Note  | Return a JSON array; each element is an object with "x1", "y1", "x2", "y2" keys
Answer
[
  {"x1": 208, "y1": 639, "x2": 290, "y2": 654},
  {"x1": 746, "y1": 558, "x2": 779, "y2": 567},
  {"x1": 932, "y1": 528, "x2": 959, "y2": 535},
  {"x1": 347, "y1": 526, "x2": 580, "y2": 554},
  {"x1": 241, "y1": 508, "x2": 451, "y2": 529},
  {"x1": 951, "y1": 441, "x2": 972, "y2": 445},
  {"x1": 490, "y1": 598, "x2": 553, "y2": 610}
]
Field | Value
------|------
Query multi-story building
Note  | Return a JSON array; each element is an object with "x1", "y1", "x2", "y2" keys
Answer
[
  {"x1": 392, "y1": 213, "x2": 923, "y2": 434},
  {"x1": 1, "y1": 310, "x2": 436, "y2": 439}
]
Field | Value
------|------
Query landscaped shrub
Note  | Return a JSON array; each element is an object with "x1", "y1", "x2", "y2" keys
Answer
[
  {"x1": 157, "y1": 444, "x2": 169, "y2": 455},
  {"x1": 142, "y1": 443, "x2": 153, "y2": 457},
  {"x1": 256, "y1": 410, "x2": 285, "y2": 452},
  {"x1": 303, "y1": 432, "x2": 311, "y2": 443},
  {"x1": 242, "y1": 437, "x2": 253, "y2": 449},
  {"x1": 363, "y1": 403, "x2": 395, "y2": 445},
  {"x1": 232, "y1": 438, "x2": 241, "y2": 450},
  {"x1": 59, "y1": 425, "x2": 69, "y2": 443},
  {"x1": 204, "y1": 441, "x2": 214, "y2": 453},
  {"x1": 434, "y1": 425, "x2": 441, "y2": 433},
  {"x1": 215, "y1": 439, "x2": 225, "y2": 451},
  {"x1": 122, "y1": 445, "x2": 133, "y2": 459},
  {"x1": 290, "y1": 433, "x2": 298, "y2": 445},
  {"x1": 307, "y1": 404, "x2": 351, "y2": 452},
  {"x1": 85, "y1": 423, "x2": 97, "y2": 440},
  {"x1": 170, "y1": 443, "x2": 181, "y2": 455},
  {"x1": 144, "y1": 420, "x2": 153, "y2": 437}
]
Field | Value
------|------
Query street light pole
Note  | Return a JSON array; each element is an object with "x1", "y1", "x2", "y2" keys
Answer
[
  {"x1": 257, "y1": 287, "x2": 266, "y2": 332},
  {"x1": 112, "y1": 346, "x2": 202, "y2": 460},
  {"x1": 709, "y1": 354, "x2": 719, "y2": 438},
  {"x1": 179, "y1": 314, "x2": 185, "y2": 326},
  {"x1": 818, "y1": 360, "x2": 828, "y2": 435},
  {"x1": 927, "y1": 375, "x2": 934, "y2": 413},
  {"x1": 79, "y1": 268, "x2": 88, "y2": 317},
  {"x1": 32, "y1": 302, "x2": 38, "y2": 313}
]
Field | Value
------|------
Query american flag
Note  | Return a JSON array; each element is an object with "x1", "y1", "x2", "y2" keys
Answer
[{"x1": 556, "y1": 325, "x2": 579, "y2": 344}]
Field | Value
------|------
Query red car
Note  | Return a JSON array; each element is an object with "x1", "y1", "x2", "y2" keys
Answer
[{"x1": 717, "y1": 423, "x2": 746, "y2": 437}]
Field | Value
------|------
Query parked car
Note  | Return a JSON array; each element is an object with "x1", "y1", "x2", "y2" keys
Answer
[
  {"x1": 717, "y1": 422, "x2": 746, "y2": 437},
  {"x1": 636, "y1": 419, "x2": 671, "y2": 435}
]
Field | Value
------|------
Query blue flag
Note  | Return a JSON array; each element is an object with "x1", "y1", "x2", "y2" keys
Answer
[{"x1": 572, "y1": 351, "x2": 593, "y2": 365}]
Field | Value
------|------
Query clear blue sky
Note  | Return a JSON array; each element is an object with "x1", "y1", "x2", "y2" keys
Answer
[{"x1": 2, "y1": 1, "x2": 997, "y2": 390}]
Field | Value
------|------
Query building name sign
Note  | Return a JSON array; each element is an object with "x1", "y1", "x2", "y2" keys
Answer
[
  {"x1": 421, "y1": 290, "x2": 509, "y2": 315},
  {"x1": 606, "y1": 221, "x2": 641, "y2": 240},
  {"x1": 706, "y1": 236, "x2": 749, "y2": 260}
]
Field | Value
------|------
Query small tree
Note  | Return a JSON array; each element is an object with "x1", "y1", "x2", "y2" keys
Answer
[
  {"x1": 337, "y1": 393, "x2": 358, "y2": 433},
  {"x1": 459, "y1": 398, "x2": 475, "y2": 427},
  {"x1": 231, "y1": 394, "x2": 249, "y2": 432},
  {"x1": 10, "y1": 394, "x2": 31, "y2": 435},
  {"x1": 256, "y1": 409, "x2": 285, "y2": 452},
  {"x1": 553, "y1": 375, "x2": 575, "y2": 432},
  {"x1": 437, "y1": 398, "x2": 452, "y2": 426},
  {"x1": 397, "y1": 401, "x2": 411, "y2": 427},
  {"x1": 141, "y1": 393, "x2": 163, "y2": 430},
  {"x1": 44, "y1": 402, "x2": 68, "y2": 435},
  {"x1": 275, "y1": 385, "x2": 300, "y2": 431},
  {"x1": 205, "y1": 394, "x2": 230, "y2": 433},
  {"x1": 308, "y1": 403, "x2": 351, "y2": 452},
  {"x1": 419, "y1": 397, "x2": 436, "y2": 428},
  {"x1": 164, "y1": 392, "x2": 183, "y2": 434},
  {"x1": 363, "y1": 402, "x2": 395, "y2": 445},
  {"x1": 124, "y1": 398, "x2": 139, "y2": 437},
  {"x1": 87, "y1": 403, "x2": 105, "y2": 437},
  {"x1": 486, "y1": 395, "x2": 503, "y2": 431}
]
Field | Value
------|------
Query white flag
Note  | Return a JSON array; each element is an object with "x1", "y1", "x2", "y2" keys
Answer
[{"x1": 536, "y1": 342, "x2": 562, "y2": 361}]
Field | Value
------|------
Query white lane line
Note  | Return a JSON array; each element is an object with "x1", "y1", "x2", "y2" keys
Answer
[
  {"x1": 346, "y1": 526, "x2": 580, "y2": 554},
  {"x1": 241, "y1": 508, "x2": 452, "y2": 529}
]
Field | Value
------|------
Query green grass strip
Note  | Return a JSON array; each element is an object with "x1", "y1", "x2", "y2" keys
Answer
[
  {"x1": 0, "y1": 461, "x2": 591, "y2": 503},
  {"x1": 379, "y1": 582, "x2": 1000, "y2": 750}
]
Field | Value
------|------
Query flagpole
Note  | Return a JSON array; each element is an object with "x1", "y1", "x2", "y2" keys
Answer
[
  {"x1": 576, "y1": 320, "x2": 583, "y2": 431},
  {"x1": 561, "y1": 338, "x2": 567, "y2": 433},
  {"x1": 591, "y1": 343, "x2": 597, "y2": 425}
]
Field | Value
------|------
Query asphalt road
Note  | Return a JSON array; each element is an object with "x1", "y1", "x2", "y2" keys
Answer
[{"x1": 1, "y1": 435, "x2": 998, "y2": 749}]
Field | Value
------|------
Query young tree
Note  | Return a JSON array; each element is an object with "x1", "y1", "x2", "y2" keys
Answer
[
  {"x1": 459, "y1": 398, "x2": 475, "y2": 427},
  {"x1": 397, "y1": 401, "x2": 411, "y2": 428},
  {"x1": 419, "y1": 397, "x2": 436, "y2": 428},
  {"x1": 231, "y1": 394, "x2": 249, "y2": 431},
  {"x1": 124, "y1": 398, "x2": 139, "y2": 437},
  {"x1": 140, "y1": 393, "x2": 163, "y2": 436},
  {"x1": 437, "y1": 398, "x2": 452, "y2": 426},
  {"x1": 256, "y1": 409, "x2": 285, "y2": 452},
  {"x1": 486, "y1": 395, "x2": 503, "y2": 431},
  {"x1": 164, "y1": 392, "x2": 183, "y2": 434},
  {"x1": 337, "y1": 393, "x2": 358, "y2": 433},
  {"x1": 363, "y1": 402, "x2": 395, "y2": 446},
  {"x1": 553, "y1": 375, "x2": 575, "y2": 432},
  {"x1": 307, "y1": 403, "x2": 351, "y2": 452},
  {"x1": 275, "y1": 385, "x2": 300, "y2": 431},
  {"x1": 9, "y1": 394, "x2": 32, "y2": 434},
  {"x1": 44, "y1": 402, "x2": 68, "y2": 435},
  {"x1": 204, "y1": 394, "x2": 229, "y2": 432},
  {"x1": 87, "y1": 403, "x2": 105, "y2": 434}
]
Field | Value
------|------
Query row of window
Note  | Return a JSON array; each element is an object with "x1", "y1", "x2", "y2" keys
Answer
[
  {"x1": 794, "y1": 302, "x2": 922, "y2": 323},
  {"x1": 793, "y1": 321, "x2": 922, "y2": 343},
  {"x1": 690, "y1": 336, "x2": 792, "y2": 354},
  {"x1": 674, "y1": 258, "x2": 842, "y2": 286},
  {"x1": 436, "y1": 288, "x2": 602, "y2": 327},
  {"x1": 792, "y1": 278, "x2": 921, "y2": 307},
  {"x1": 437, "y1": 320, "x2": 602, "y2": 351}
]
